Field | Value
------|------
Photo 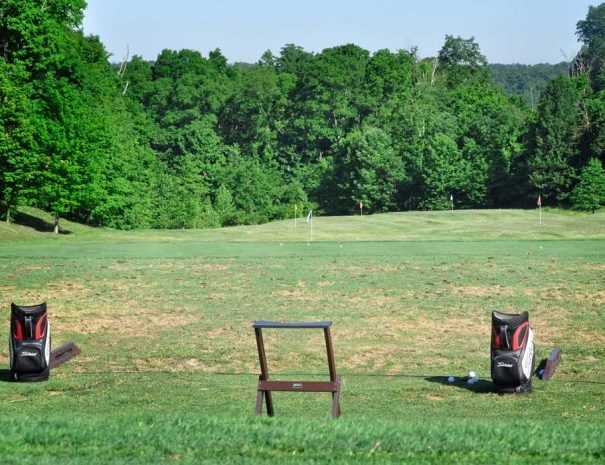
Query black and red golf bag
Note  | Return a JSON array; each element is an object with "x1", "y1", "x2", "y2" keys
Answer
[
  {"x1": 491, "y1": 311, "x2": 535, "y2": 394},
  {"x1": 9, "y1": 303, "x2": 51, "y2": 381}
]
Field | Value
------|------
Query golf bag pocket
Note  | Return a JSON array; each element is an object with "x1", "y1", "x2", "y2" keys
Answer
[
  {"x1": 491, "y1": 350, "x2": 522, "y2": 387},
  {"x1": 10, "y1": 303, "x2": 51, "y2": 381},
  {"x1": 491, "y1": 311, "x2": 535, "y2": 394}
]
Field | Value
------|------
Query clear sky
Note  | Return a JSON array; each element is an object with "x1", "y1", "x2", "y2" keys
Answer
[{"x1": 82, "y1": 0, "x2": 596, "y2": 65}]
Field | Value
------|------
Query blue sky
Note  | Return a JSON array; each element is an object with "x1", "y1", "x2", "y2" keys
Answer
[{"x1": 82, "y1": 0, "x2": 595, "y2": 64}]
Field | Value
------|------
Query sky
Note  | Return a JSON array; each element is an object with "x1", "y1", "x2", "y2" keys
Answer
[{"x1": 82, "y1": 0, "x2": 596, "y2": 65}]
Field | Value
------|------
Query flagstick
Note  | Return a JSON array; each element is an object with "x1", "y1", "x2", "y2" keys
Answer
[
  {"x1": 294, "y1": 204, "x2": 297, "y2": 228},
  {"x1": 310, "y1": 218, "x2": 313, "y2": 242},
  {"x1": 539, "y1": 205, "x2": 542, "y2": 225}
]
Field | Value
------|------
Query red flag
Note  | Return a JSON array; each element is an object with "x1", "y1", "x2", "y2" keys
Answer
[{"x1": 537, "y1": 195, "x2": 542, "y2": 207}]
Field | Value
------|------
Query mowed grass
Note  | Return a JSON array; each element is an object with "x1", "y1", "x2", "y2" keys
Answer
[{"x1": 0, "y1": 208, "x2": 603, "y2": 464}]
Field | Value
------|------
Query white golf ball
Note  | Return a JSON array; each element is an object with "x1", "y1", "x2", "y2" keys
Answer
[
  {"x1": 468, "y1": 371, "x2": 476, "y2": 378},
  {"x1": 447, "y1": 376, "x2": 455, "y2": 383}
]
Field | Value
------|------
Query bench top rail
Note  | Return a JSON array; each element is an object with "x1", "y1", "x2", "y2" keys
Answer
[{"x1": 253, "y1": 320, "x2": 332, "y2": 329}]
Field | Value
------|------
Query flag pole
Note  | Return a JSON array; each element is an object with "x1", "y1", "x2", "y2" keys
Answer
[
  {"x1": 538, "y1": 195, "x2": 542, "y2": 225},
  {"x1": 359, "y1": 200, "x2": 363, "y2": 217},
  {"x1": 294, "y1": 203, "x2": 297, "y2": 228},
  {"x1": 306, "y1": 210, "x2": 313, "y2": 241}
]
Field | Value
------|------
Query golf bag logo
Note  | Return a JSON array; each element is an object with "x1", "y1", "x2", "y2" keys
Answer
[
  {"x1": 9, "y1": 303, "x2": 51, "y2": 381},
  {"x1": 491, "y1": 311, "x2": 535, "y2": 394}
]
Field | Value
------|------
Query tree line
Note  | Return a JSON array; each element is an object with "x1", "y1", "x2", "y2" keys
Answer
[{"x1": 1, "y1": 0, "x2": 605, "y2": 231}]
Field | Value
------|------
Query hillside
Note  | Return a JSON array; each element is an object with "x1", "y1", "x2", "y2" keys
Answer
[
  {"x1": 488, "y1": 62, "x2": 569, "y2": 106},
  {"x1": 2, "y1": 206, "x2": 604, "y2": 244}
]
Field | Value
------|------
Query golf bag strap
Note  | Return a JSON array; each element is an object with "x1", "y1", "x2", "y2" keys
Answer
[
  {"x1": 25, "y1": 316, "x2": 33, "y2": 340},
  {"x1": 500, "y1": 324, "x2": 509, "y2": 350}
]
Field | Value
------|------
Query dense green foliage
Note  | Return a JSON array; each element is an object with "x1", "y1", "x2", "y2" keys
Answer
[
  {"x1": 489, "y1": 62, "x2": 569, "y2": 107},
  {"x1": 2, "y1": 1, "x2": 605, "y2": 229}
]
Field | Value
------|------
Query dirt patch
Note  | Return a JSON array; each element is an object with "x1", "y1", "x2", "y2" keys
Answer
[
  {"x1": 346, "y1": 263, "x2": 401, "y2": 274},
  {"x1": 451, "y1": 285, "x2": 515, "y2": 297},
  {"x1": 269, "y1": 289, "x2": 325, "y2": 302},
  {"x1": 580, "y1": 263, "x2": 605, "y2": 271},
  {"x1": 54, "y1": 311, "x2": 187, "y2": 337},
  {"x1": 525, "y1": 287, "x2": 605, "y2": 308},
  {"x1": 340, "y1": 345, "x2": 401, "y2": 371},
  {"x1": 46, "y1": 281, "x2": 90, "y2": 298}
]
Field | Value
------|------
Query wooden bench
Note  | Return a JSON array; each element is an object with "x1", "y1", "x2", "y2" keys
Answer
[{"x1": 253, "y1": 320, "x2": 341, "y2": 418}]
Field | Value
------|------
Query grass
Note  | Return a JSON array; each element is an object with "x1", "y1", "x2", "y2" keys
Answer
[
  {"x1": 2, "y1": 206, "x2": 605, "y2": 243},
  {"x1": 0, "y1": 207, "x2": 603, "y2": 463}
]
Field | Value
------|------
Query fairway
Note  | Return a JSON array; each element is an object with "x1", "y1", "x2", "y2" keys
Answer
[{"x1": 0, "y1": 210, "x2": 604, "y2": 464}]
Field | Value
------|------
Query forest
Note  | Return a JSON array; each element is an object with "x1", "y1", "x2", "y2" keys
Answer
[{"x1": 1, "y1": 0, "x2": 605, "y2": 230}]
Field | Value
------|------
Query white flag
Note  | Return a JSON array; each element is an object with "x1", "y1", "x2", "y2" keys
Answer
[
  {"x1": 450, "y1": 194, "x2": 453, "y2": 202},
  {"x1": 306, "y1": 210, "x2": 313, "y2": 223}
]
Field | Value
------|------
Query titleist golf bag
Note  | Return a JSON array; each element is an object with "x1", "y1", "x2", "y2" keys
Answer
[
  {"x1": 9, "y1": 303, "x2": 51, "y2": 381},
  {"x1": 491, "y1": 311, "x2": 535, "y2": 394}
]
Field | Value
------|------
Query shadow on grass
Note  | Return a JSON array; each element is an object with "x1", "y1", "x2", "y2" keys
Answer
[
  {"x1": 535, "y1": 358, "x2": 547, "y2": 375},
  {"x1": 425, "y1": 375, "x2": 496, "y2": 394},
  {"x1": 0, "y1": 369, "x2": 14, "y2": 382},
  {"x1": 13, "y1": 211, "x2": 71, "y2": 235}
]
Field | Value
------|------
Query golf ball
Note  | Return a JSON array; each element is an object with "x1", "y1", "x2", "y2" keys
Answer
[
  {"x1": 468, "y1": 371, "x2": 476, "y2": 378},
  {"x1": 447, "y1": 376, "x2": 455, "y2": 383}
]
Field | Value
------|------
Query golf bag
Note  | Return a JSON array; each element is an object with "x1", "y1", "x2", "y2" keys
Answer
[
  {"x1": 491, "y1": 311, "x2": 535, "y2": 394},
  {"x1": 9, "y1": 302, "x2": 51, "y2": 381}
]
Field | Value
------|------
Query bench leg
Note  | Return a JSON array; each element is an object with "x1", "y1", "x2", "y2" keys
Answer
[{"x1": 332, "y1": 376, "x2": 342, "y2": 418}]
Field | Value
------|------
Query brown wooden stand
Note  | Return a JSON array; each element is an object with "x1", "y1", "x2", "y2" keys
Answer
[
  {"x1": 49, "y1": 341, "x2": 81, "y2": 369},
  {"x1": 542, "y1": 346, "x2": 561, "y2": 381},
  {"x1": 253, "y1": 320, "x2": 341, "y2": 418}
]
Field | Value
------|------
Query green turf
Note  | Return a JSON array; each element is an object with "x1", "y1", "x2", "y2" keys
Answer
[{"x1": 0, "y1": 208, "x2": 603, "y2": 463}]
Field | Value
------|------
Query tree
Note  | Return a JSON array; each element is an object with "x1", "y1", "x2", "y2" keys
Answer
[
  {"x1": 527, "y1": 76, "x2": 584, "y2": 204},
  {"x1": 0, "y1": 59, "x2": 38, "y2": 222},
  {"x1": 331, "y1": 126, "x2": 407, "y2": 214},
  {"x1": 572, "y1": 158, "x2": 605, "y2": 212},
  {"x1": 437, "y1": 35, "x2": 488, "y2": 87},
  {"x1": 576, "y1": 3, "x2": 605, "y2": 90},
  {"x1": 214, "y1": 185, "x2": 237, "y2": 226}
]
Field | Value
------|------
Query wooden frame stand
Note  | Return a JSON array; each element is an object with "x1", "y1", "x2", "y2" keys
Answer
[
  {"x1": 542, "y1": 346, "x2": 561, "y2": 381},
  {"x1": 253, "y1": 320, "x2": 341, "y2": 418},
  {"x1": 50, "y1": 341, "x2": 81, "y2": 369}
]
